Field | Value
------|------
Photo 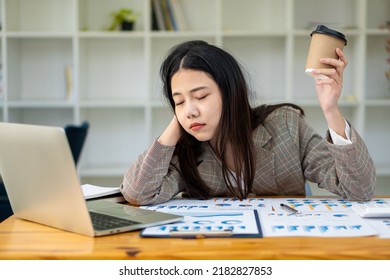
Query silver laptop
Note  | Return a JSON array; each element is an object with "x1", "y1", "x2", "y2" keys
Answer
[{"x1": 0, "y1": 122, "x2": 182, "y2": 237}]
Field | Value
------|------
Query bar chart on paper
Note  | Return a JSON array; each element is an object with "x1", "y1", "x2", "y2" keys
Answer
[
  {"x1": 140, "y1": 209, "x2": 262, "y2": 238},
  {"x1": 141, "y1": 198, "x2": 390, "y2": 238}
]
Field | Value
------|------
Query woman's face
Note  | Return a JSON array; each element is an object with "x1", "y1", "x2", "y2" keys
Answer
[{"x1": 171, "y1": 69, "x2": 222, "y2": 142}]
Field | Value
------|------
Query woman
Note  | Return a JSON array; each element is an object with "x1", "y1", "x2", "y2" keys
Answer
[{"x1": 121, "y1": 40, "x2": 375, "y2": 205}]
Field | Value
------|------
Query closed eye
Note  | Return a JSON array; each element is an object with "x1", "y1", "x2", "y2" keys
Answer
[{"x1": 196, "y1": 94, "x2": 208, "y2": 100}]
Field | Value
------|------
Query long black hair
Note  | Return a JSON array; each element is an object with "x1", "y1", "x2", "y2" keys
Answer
[{"x1": 160, "y1": 40, "x2": 303, "y2": 199}]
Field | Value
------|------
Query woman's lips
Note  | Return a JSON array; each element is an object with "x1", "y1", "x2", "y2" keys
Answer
[{"x1": 190, "y1": 123, "x2": 205, "y2": 131}]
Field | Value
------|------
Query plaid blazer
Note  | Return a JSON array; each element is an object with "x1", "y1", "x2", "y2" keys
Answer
[{"x1": 121, "y1": 107, "x2": 376, "y2": 205}]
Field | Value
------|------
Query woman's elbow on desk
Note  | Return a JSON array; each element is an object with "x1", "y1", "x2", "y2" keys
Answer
[
  {"x1": 342, "y1": 177, "x2": 376, "y2": 202},
  {"x1": 120, "y1": 179, "x2": 176, "y2": 206},
  {"x1": 120, "y1": 182, "x2": 156, "y2": 206},
  {"x1": 355, "y1": 165, "x2": 377, "y2": 201}
]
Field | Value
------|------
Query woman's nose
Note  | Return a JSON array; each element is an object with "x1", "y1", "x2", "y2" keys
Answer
[{"x1": 186, "y1": 102, "x2": 199, "y2": 118}]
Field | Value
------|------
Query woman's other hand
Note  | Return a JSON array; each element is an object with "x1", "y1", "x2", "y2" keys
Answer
[{"x1": 311, "y1": 48, "x2": 348, "y2": 138}]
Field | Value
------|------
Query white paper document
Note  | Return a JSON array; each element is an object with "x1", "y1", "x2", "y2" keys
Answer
[
  {"x1": 141, "y1": 197, "x2": 390, "y2": 238},
  {"x1": 81, "y1": 184, "x2": 121, "y2": 200},
  {"x1": 141, "y1": 209, "x2": 262, "y2": 237},
  {"x1": 258, "y1": 210, "x2": 378, "y2": 237}
]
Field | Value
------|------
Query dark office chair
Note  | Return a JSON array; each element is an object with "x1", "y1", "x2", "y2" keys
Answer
[
  {"x1": 64, "y1": 121, "x2": 89, "y2": 165},
  {"x1": 0, "y1": 121, "x2": 90, "y2": 222},
  {"x1": 0, "y1": 179, "x2": 13, "y2": 222}
]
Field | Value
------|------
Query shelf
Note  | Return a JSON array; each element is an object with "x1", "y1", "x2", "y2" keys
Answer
[
  {"x1": 222, "y1": 31, "x2": 287, "y2": 37},
  {"x1": 365, "y1": 29, "x2": 390, "y2": 35},
  {"x1": 365, "y1": 108, "x2": 390, "y2": 170},
  {"x1": 222, "y1": 0, "x2": 286, "y2": 33},
  {"x1": 224, "y1": 36, "x2": 287, "y2": 101},
  {"x1": 6, "y1": 37, "x2": 73, "y2": 102},
  {"x1": 78, "y1": 108, "x2": 148, "y2": 170},
  {"x1": 78, "y1": 31, "x2": 145, "y2": 39},
  {"x1": 7, "y1": 107, "x2": 74, "y2": 127},
  {"x1": 78, "y1": 37, "x2": 147, "y2": 102},
  {"x1": 301, "y1": 106, "x2": 360, "y2": 137},
  {"x1": 293, "y1": 0, "x2": 359, "y2": 30},
  {"x1": 5, "y1": 0, "x2": 76, "y2": 32},
  {"x1": 150, "y1": 31, "x2": 216, "y2": 38},
  {"x1": 79, "y1": 165, "x2": 129, "y2": 177},
  {"x1": 79, "y1": 100, "x2": 148, "y2": 108},
  {"x1": 365, "y1": 99, "x2": 390, "y2": 107},
  {"x1": 292, "y1": 99, "x2": 360, "y2": 107},
  {"x1": 78, "y1": 0, "x2": 145, "y2": 32},
  {"x1": 7, "y1": 100, "x2": 74, "y2": 108},
  {"x1": 5, "y1": 32, "x2": 74, "y2": 38},
  {"x1": 366, "y1": 0, "x2": 390, "y2": 29},
  {"x1": 293, "y1": 29, "x2": 360, "y2": 37},
  {"x1": 365, "y1": 34, "x2": 390, "y2": 99}
]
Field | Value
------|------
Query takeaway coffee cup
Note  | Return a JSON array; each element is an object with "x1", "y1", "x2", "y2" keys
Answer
[{"x1": 305, "y1": 25, "x2": 347, "y2": 79}]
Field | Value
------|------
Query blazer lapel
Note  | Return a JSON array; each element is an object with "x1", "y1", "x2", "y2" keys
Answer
[
  {"x1": 252, "y1": 125, "x2": 278, "y2": 194},
  {"x1": 196, "y1": 125, "x2": 278, "y2": 195},
  {"x1": 196, "y1": 144, "x2": 227, "y2": 195}
]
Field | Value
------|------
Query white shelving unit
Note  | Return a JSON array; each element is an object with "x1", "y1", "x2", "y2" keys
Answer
[{"x1": 0, "y1": 0, "x2": 389, "y2": 195}]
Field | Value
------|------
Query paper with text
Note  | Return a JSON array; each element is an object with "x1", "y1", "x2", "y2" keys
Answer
[{"x1": 141, "y1": 197, "x2": 390, "y2": 238}]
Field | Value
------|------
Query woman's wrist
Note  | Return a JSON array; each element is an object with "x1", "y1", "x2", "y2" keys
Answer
[{"x1": 323, "y1": 107, "x2": 347, "y2": 139}]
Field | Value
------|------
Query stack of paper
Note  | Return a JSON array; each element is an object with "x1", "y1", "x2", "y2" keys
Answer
[{"x1": 81, "y1": 184, "x2": 125, "y2": 203}]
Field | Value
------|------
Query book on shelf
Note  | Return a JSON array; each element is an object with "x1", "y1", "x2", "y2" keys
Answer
[
  {"x1": 151, "y1": 0, "x2": 188, "y2": 31},
  {"x1": 170, "y1": 0, "x2": 188, "y2": 31},
  {"x1": 0, "y1": 63, "x2": 3, "y2": 100},
  {"x1": 64, "y1": 65, "x2": 73, "y2": 101},
  {"x1": 151, "y1": 1, "x2": 159, "y2": 31},
  {"x1": 166, "y1": 0, "x2": 179, "y2": 31},
  {"x1": 160, "y1": 0, "x2": 174, "y2": 31},
  {"x1": 152, "y1": 0, "x2": 166, "y2": 31}
]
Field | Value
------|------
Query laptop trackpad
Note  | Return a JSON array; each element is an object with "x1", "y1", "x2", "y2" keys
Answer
[{"x1": 87, "y1": 200, "x2": 154, "y2": 220}]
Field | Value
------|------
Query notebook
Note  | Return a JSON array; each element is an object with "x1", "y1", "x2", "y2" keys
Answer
[{"x1": 0, "y1": 122, "x2": 183, "y2": 237}]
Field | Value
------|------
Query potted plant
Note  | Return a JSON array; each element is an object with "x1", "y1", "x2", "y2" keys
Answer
[{"x1": 108, "y1": 8, "x2": 139, "y2": 31}]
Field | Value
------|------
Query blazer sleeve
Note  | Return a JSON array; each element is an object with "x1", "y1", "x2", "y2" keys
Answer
[
  {"x1": 120, "y1": 140, "x2": 184, "y2": 205},
  {"x1": 289, "y1": 108, "x2": 376, "y2": 201}
]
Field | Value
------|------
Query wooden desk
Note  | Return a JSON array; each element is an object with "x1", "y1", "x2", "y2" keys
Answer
[{"x1": 0, "y1": 215, "x2": 389, "y2": 260}]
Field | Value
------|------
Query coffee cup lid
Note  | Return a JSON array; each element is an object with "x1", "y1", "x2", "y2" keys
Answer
[{"x1": 310, "y1": 25, "x2": 347, "y2": 46}]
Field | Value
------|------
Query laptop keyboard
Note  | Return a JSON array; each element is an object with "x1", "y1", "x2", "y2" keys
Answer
[{"x1": 89, "y1": 211, "x2": 140, "y2": 231}]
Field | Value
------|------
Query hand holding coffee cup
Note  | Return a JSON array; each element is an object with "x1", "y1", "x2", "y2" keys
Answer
[{"x1": 305, "y1": 25, "x2": 347, "y2": 80}]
